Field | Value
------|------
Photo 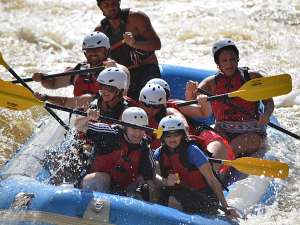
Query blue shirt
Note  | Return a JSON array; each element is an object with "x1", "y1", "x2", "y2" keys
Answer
[{"x1": 154, "y1": 144, "x2": 208, "y2": 168}]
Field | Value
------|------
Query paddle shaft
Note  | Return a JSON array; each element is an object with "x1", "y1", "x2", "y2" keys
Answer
[
  {"x1": 11, "y1": 39, "x2": 124, "y2": 84},
  {"x1": 176, "y1": 94, "x2": 229, "y2": 107},
  {"x1": 11, "y1": 66, "x2": 105, "y2": 83},
  {"x1": 197, "y1": 88, "x2": 300, "y2": 140},
  {"x1": 45, "y1": 103, "x2": 157, "y2": 133},
  {"x1": 1, "y1": 60, "x2": 69, "y2": 131}
]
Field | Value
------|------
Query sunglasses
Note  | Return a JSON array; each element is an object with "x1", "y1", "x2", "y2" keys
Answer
[
  {"x1": 142, "y1": 102, "x2": 163, "y2": 109},
  {"x1": 99, "y1": 84, "x2": 118, "y2": 92}
]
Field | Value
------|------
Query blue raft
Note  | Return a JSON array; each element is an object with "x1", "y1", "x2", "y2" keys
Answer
[{"x1": 0, "y1": 64, "x2": 278, "y2": 225}]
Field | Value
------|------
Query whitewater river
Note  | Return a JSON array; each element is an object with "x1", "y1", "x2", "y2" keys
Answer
[{"x1": 0, "y1": 0, "x2": 299, "y2": 224}]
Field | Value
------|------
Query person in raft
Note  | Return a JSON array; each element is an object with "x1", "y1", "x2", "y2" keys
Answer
[
  {"x1": 192, "y1": 38, "x2": 274, "y2": 157},
  {"x1": 95, "y1": 0, "x2": 161, "y2": 100},
  {"x1": 80, "y1": 107, "x2": 156, "y2": 201},
  {"x1": 154, "y1": 115, "x2": 239, "y2": 218},
  {"x1": 32, "y1": 31, "x2": 129, "y2": 97}
]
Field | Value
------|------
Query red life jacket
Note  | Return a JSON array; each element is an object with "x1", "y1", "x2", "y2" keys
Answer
[
  {"x1": 159, "y1": 143, "x2": 208, "y2": 190},
  {"x1": 73, "y1": 75, "x2": 100, "y2": 97},
  {"x1": 72, "y1": 63, "x2": 100, "y2": 97},
  {"x1": 123, "y1": 96, "x2": 140, "y2": 107},
  {"x1": 89, "y1": 139, "x2": 142, "y2": 187},
  {"x1": 211, "y1": 69, "x2": 259, "y2": 122},
  {"x1": 191, "y1": 131, "x2": 235, "y2": 174}
]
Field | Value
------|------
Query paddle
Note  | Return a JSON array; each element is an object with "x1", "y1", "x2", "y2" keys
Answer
[
  {"x1": 177, "y1": 74, "x2": 292, "y2": 107},
  {"x1": 0, "y1": 52, "x2": 69, "y2": 131},
  {"x1": 209, "y1": 157, "x2": 289, "y2": 179},
  {"x1": 11, "y1": 66, "x2": 105, "y2": 83},
  {"x1": 0, "y1": 79, "x2": 163, "y2": 138}
]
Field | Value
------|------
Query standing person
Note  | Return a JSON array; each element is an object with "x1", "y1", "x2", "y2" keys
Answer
[
  {"x1": 154, "y1": 115, "x2": 238, "y2": 218},
  {"x1": 32, "y1": 31, "x2": 129, "y2": 97},
  {"x1": 196, "y1": 39, "x2": 274, "y2": 157},
  {"x1": 95, "y1": 0, "x2": 162, "y2": 100},
  {"x1": 81, "y1": 107, "x2": 155, "y2": 200}
]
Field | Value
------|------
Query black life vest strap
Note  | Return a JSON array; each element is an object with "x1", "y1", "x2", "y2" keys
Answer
[{"x1": 101, "y1": 8, "x2": 130, "y2": 42}]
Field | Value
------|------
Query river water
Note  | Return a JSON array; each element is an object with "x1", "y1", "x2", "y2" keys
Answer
[{"x1": 0, "y1": 0, "x2": 299, "y2": 224}]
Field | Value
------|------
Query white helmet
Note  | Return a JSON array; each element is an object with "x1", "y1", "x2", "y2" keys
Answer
[
  {"x1": 146, "y1": 78, "x2": 170, "y2": 92},
  {"x1": 82, "y1": 31, "x2": 110, "y2": 50},
  {"x1": 158, "y1": 115, "x2": 186, "y2": 133},
  {"x1": 122, "y1": 107, "x2": 148, "y2": 126},
  {"x1": 212, "y1": 38, "x2": 239, "y2": 63},
  {"x1": 139, "y1": 84, "x2": 166, "y2": 105},
  {"x1": 97, "y1": 67, "x2": 128, "y2": 90}
]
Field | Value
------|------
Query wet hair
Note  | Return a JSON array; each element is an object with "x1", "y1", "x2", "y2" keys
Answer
[{"x1": 214, "y1": 45, "x2": 239, "y2": 64}]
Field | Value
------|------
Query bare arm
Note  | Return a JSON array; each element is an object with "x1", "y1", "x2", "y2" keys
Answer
[
  {"x1": 199, "y1": 163, "x2": 228, "y2": 208},
  {"x1": 197, "y1": 76, "x2": 215, "y2": 94},
  {"x1": 32, "y1": 67, "x2": 75, "y2": 89},
  {"x1": 126, "y1": 11, "x2": 161, "y2": 51},
  {"x1": 74, "y1": 109, "x2": 99, "y2": 133},
  {"x1": 34, "y1": 93, "x2": 94, "y2": 109}
]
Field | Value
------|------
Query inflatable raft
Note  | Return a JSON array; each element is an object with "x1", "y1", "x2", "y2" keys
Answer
[{"x1": 0, "y1": 64, "x2": 280, "y2": 225}]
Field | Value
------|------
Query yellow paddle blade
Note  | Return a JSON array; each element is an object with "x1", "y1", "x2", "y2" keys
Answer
[
  {"x1": 223, "y1": 157, "x2": 289, "y2": 179},
  {"x1": 153, "y1": 127, "x2": 164, "y2": 139},
  {"x1": 229, "y1": 74, "x2": 292, "y2": 101},
  {"x1": 0, "y1": 51, "x2": 10, "y2": 70},
  {"x1": 0, "y1": 79, "x2": 43, "y2": 110}
]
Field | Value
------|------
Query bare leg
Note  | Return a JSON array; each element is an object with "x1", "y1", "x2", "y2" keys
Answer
[
  {"x1": 230, "y1": 133, "x2": 263, "y2": 157},
  {"x1": 81, "y1": 172, "x2": 111, "y2": 193}
]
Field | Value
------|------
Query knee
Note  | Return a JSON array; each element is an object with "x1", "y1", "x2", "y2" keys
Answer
[{"x1": 81, "y1": 172, "x2": 111, "y2": 192}]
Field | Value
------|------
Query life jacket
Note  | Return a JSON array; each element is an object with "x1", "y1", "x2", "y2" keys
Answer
[
  {"x1": 211, "y1": 68, "x2": 259, "y2": 122},
  {"x1": 89, "y1": 138, "x2": 144, "y2": 187},
  {"x1": 159, "y1": 142, "x2": 208, "y2": 190},
  {"x1": 95, "y1": 94, "x2": 132, "y2": 122},
  {"x1": 101, "y1": 8, "x2": 154, "y2": 67},
  {"x1": 191, "y1": 131, "x2": 235, "y2": 174},
  {"x1": 71, "y1": 63, "x2": 100, "y2": 97}
]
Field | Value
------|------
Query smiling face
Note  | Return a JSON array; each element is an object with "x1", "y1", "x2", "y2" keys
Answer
[
  {"x1": 84, "y1": 47, "x2": 108, "y2": 67},
  {"x1": 98, "y1": 0, "x2": 121, "y2": 20},
  {"x1": 125, "y1": 127, "x2": 146, "y2": 144},
  {"x1": 163, "y1": 131, "x2": 183, "y2": 150},
  {"x1": 216, "y1": 49, "x2": 239, "y2": 77},
  {"x1": 99, "y1": 84, "x2": 120, "y2": 102}
]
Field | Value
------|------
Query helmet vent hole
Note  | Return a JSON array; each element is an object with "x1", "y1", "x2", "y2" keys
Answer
[{"x1": 97, "y1": 40, "x2": 102, "y2": 44}]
